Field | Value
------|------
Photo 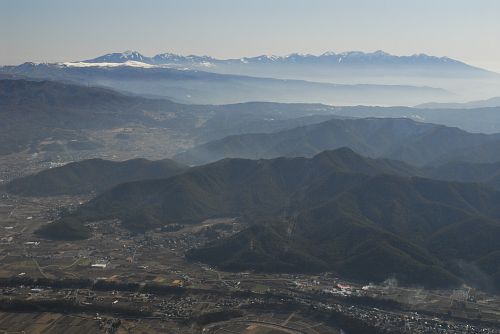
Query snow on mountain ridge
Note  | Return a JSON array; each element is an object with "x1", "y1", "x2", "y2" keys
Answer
[
  {"x1": 61, "y1": 60, "x2": 159, "y2": 68},
  {"x1": 74, "y1": 50, "x2": 491, "y2": 73},
  {"x1": 85, "y1": 50, "x2": 462, "y2": 64},
  {"x1": 85, "y1": 51, "x2": 148, "y2": 63}
]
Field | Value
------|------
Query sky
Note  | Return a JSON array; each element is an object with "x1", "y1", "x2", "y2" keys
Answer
[{"x1": 1, "y1": 0, "x2": 500, "y2": 72}]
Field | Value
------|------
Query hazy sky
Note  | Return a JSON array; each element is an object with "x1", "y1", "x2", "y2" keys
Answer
[{"x1": 2, "y1": 0, "x2": 500, "y2": 72}]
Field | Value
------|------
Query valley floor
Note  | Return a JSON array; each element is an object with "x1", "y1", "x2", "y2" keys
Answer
[{"x1": 0, "y1": 192, "x2": 499, "y2": 333}]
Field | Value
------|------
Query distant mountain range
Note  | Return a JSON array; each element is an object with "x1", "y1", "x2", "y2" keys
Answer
[
  {"x1": 79, "y1": 50, "x2": 500, "y2": 104},
  {"x1": 81, "y1": 50, "x2": 494, "y2": 76},
  {"x1": 416, "y1": 96, "x2": 500, "y2": 109},
  {"x1": 175, "y1": 117, "x2": 500, "y2": 167},
  {"x1": 0, "y1": 60, "x2": 450, "y2": 106},
  {"x1": 40, "y1": 148, "x2": 500, "y2": 290},
  {"x1": 309, "y1": 105, "x2": 500, "y2": 134},
  {"x1": 3, "y1": 50, "x2": 500, "y2": 105}
]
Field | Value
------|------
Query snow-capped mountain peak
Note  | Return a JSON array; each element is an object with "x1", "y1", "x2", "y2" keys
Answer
[
  {"x1": 72, "y1": 50, "x2": 490, "y2": 74},
  {"x1": 153, "y1": 53, "x2": 182, "y2": 61},
  {"x1": 152, "y1": 53, "x2": 215, "y2": 65},
  {"x1": 120, "y1": 50, "x2": 143, "y2": 59},
  {"x1": 84, "y1": 51, "x2": 149, "y2": 63}
]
